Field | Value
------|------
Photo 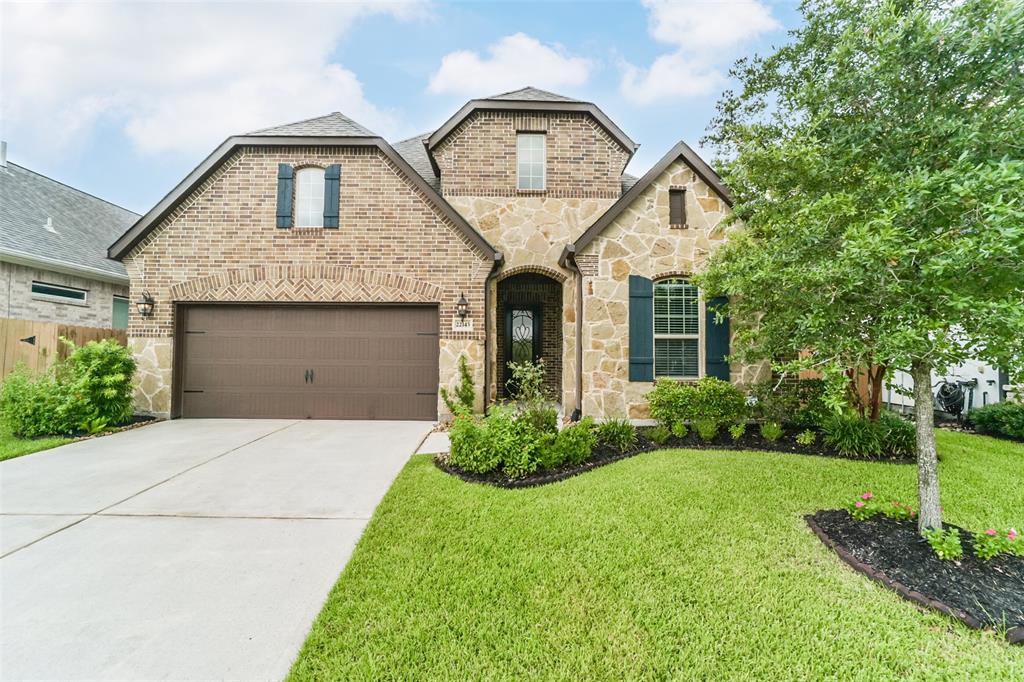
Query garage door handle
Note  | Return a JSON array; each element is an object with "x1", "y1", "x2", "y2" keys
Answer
[
  {"x1": 416, "y1": 391, "x2": 437, "y2": 396},
  {"x1": 304, "y1": 369, "x2": 311, "y2": 384},
  {"x1": 310, "y1": 369, "x2": 314, "y2": 384}
]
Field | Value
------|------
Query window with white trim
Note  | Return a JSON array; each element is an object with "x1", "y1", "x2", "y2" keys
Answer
[
  {"x1": 654, "y1": 278, "x2": 700, "y2": 378},
  {"x1": 295, "y1": 167, "x2": 325, "y2": 227},
  {"x1": 517, "y1": 133, "x2": 545, "y2": 190},
  {"x1": 31, "y1": 281, "x2": 88, "y2": 304}
]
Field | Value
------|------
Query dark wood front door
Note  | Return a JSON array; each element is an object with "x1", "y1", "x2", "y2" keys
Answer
[
  {"x1": 503, "y1": 305, "x2": 542, "y2": 394},
  {"x1": 178, "y1": 304, "x2": 438, "y2": 420}
]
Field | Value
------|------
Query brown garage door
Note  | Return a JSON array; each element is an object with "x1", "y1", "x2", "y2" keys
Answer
[{"x1": 178, "y1": 305, "x2": 438, "y2": 420}]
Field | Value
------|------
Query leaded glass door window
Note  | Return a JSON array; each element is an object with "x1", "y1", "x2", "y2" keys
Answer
[{"x1": 504, "y1": 305, "x2": 542, "y2": 393}]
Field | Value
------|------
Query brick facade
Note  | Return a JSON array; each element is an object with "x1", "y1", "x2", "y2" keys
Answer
[
  {"x1": 0, "y1": 261, "x2": 128, "y2": 328},
  {"x1": 123, "y1": 145, "x2": 491, "y2": 417},
  {"x1": 434, "y1": 111, "x2": 630, "y2": 198}
]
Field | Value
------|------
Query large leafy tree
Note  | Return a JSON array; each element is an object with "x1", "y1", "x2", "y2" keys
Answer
[{"x1": 697, "y1": 0, "x2": 1024, "y2": 532}]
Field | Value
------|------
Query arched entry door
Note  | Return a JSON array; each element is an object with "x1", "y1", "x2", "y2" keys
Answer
[{"x1": 496, "y1": 273, "x2": 562, "y2": 399}]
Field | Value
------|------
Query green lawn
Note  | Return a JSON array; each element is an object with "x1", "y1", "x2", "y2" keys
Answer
[
  {"x1": 0, "y1": 429, "x2": 73, "y2": 462},
  {"x1": 290, "y1": 431, "x2": 1024, "y2": 681}
]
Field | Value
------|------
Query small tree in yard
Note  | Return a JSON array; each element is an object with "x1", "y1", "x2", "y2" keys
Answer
[{"x1": 697, "y1": 0, "x2": 1024, "y2": 533}]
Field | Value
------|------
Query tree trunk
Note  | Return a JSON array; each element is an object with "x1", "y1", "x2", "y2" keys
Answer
[
  {"x1": 868, "y1": 364, "x2": 887, "y2": 421},
  {"x1": 912, "y1": 359, "x2": 942, "y2": 533}
]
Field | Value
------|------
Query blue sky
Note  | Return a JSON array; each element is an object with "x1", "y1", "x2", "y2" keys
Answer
[{"x1": 1, "y1": 1, "x2": 802, "y2": 215}]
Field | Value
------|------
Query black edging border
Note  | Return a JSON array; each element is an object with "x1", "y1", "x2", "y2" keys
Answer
[{"x1": 805, "y1": 513, "x2": 1023, "y2": 645}]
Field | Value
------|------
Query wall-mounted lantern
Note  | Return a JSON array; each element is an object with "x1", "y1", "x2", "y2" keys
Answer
[
  {"x1": 136, "y1": 291, "x2": 156, "y2": 318},
  {"x1": 457, "y1": 293, "x2": 469, "y2": 319}
]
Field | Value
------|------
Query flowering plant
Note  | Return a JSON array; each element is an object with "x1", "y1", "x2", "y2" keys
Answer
[
  {"x1": 881, "y1": 500, "x2": 916, "y2": 522},
  {"x1": 848, "y1": 492, "x2": 883, "y2": 520},
  {"x1": 923, "y1": 527, "x2": 963, "y2": 561},
  {"x1": 973, "y1": 527, "x2": 1023, "y2": 560}
]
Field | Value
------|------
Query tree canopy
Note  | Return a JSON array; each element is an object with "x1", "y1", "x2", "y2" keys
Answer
[{"x1": 696, "y1": 0, "x2": 1024, "y2": 530}]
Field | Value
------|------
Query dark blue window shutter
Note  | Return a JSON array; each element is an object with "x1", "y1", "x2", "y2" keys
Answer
[
  {"x1": 628, "y1": 275, "x2": 654, "y2": 382},
  {"x1": 276, "y1": 164, "x2": 294, "y2": 228},
  {"x1": 705, "y1": 296, "x2": 730, "y2": 380},
  {"x1": 323, "y1": 164, "x2": 341, "y2": 228}
]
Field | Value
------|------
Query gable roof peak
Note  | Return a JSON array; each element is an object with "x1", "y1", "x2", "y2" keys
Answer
[
  {"x1": 247, "y1": 111, "x2": 376, "y2": 138},
  {"x1": 486, "y1": 86, "x2": 583, "y2": 103}
]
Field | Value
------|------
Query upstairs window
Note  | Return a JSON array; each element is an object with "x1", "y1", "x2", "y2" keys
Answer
[
  {"x1": 295, "y1": 167, "x2": 325, "y2": 227},
  {"x1": 669, "y1": 188, "x2": 686, "y2": 226},
  {"x1": 517, "y1": 133, "x2": 546, "y2": 190},
  {"x1": 654, "y1": 278, "x2": 700, "y2": 378}
]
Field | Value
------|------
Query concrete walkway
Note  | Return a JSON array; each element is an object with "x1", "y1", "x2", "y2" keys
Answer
[{"x1": 0, "y1": 419, "x2": 431, "y2": 681}]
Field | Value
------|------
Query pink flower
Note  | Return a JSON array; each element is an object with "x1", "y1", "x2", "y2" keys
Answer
[
  {"x1": 1009, "y1": 529, "x2": 1018, "y2": 540},
  {"x1": 985, "y1": 528, "x2": 997, "y2": 536},
  {"x1": 855, "y1": 501, "x2": 865, "y2": 508},
  {"x1": 862, "y1": 492, "x2": 873, "y2": 500}
]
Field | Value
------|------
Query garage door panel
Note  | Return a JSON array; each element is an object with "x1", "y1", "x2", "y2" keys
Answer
[{"x1": 180, "y1": 305, "x2": 439, "y2": 420}]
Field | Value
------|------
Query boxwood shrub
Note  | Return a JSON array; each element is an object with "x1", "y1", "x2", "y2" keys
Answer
[
  {"x1": 967, "y1": 401, "x2": 1024, "y2": 440},
  {"x1": 647, "y1": 377, "x2": 748, "y2": 429}
]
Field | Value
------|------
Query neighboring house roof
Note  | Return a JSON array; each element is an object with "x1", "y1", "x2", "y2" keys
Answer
[
  {"x1": 392, "y1": 133, "x2": 439, "y2": 191},
  {"x1": 568, "y1": 141, "x2": 733, "y2": 257},
  {"x1": 0, "y1": 161, "x2": 137, "y2": 284},
  {"x1": 620, "y1": 173, "x2": 639, "y2": 195},
  {"x1": 425, "y1": 87, "x2": 638, "y2": 163},
  {"x1": 248, "y1": 111, "x2": 376, "y2": 137},
  {"x1": 108, "y1": 113, "x2": 498, "y2": 262}
]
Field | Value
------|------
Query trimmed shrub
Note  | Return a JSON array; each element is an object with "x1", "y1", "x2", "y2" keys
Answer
[
  {"x1": 670, "y1": 420, "x2": 689, "y2": 439},
  {"x1": 821, "y1": 412, "x2": 884, "y2": 458},
  {"x1": 595, "y1": 418, "x2": 637, "y2": 452},
  {"x1": 547, "y1": 418, "x2": 597, "y2": 467},
  {"x1": 647, "y1": 377, "x2": 747, "y2": 429},
  {"x1": 523, "y1": 406, "x2": 559, "y2": 435},
  {"x1": 447, "y1": 413, "x2": 500, "y2": 474},
  {"x1": 747, "y1": 378, "x2": 829, "y2": 427},
  {"x1": 728, "y1": 421, "x2": 746, "y2": 441},
  {"x1": 967, "y1": 401, "x2": 1024, "y2": 440}
]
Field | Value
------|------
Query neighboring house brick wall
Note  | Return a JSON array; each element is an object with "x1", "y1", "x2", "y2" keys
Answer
[
  {"x1": 122, "y1": 145, "x2": 491, "y2": 417},
  {"x1": 0, "y1": 260, "x2": 127, "y2": 328},
  {"x1": 436, "y1": 111, "x2": 629, "y2": 408},
  {"x1": 578, "y1": 158, "x2": 768, "y2": 419}
]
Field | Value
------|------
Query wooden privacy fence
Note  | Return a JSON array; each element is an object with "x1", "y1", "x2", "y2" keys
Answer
[{"x1": 0, "y1": 318, "x2": 128, "y2": 379}]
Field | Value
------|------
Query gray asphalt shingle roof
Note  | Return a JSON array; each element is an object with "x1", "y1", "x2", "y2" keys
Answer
[
  {"x1": 0, "y1": 162, "x2": 137, "y2": 279},
  {"x1": 248, "y1": 112, "x2": 376, "y2": 137},
  {"x1": 391, "y1": 134, "x2": 439, "y2": 190},
  {"x1": 487, "y1": 87, "x2": 583, "y2": 103}
]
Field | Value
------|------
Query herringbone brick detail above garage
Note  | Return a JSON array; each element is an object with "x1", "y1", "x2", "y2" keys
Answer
[{"x1": 189, "y1": 279, "x2": 434, "y2": 305}]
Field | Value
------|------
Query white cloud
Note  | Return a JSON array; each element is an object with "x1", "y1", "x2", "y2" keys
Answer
[
  {"x1": 620, "y1": 0, "x2": 780, "y2": 105},
  {"x1": 645, "y1": 0, "x2": 781, "y2": 50},
  {"x1": 1, "y1": 1, "x2": 428, "y2": 156},
  {"x1": 428, "y1": 33, "x2": 591, "y2": 96}
]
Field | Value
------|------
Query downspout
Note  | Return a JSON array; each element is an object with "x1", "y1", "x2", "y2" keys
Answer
[
  {"x1": 483, "y1": 251, "x2": 504, "y2": 414},
  {"x1": 560, "y1": 244, "x2": 584, "y2": 421}
]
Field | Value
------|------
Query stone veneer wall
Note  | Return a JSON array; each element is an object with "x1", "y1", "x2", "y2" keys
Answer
[
  {"x1": 1, "y1": 261, "x2": 128, "y2": 328},
  {"x1": 123, "y1": 145, "x2": 491, "y2": 417},
  {"x1": 578, "y1": 158, "x2": 769, "y2": 419}
]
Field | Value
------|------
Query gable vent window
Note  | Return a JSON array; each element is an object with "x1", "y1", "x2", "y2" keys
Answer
[
  {"x1": 295, "y1": 167, "x2": 326, "y2": 228},
  {"x1": 32, "y1": 281, "x2": 88, "y2": 304},
  {"x1": 669, "y1": 188, "x2": 686, "y2": 227},
  {"x1": 653, "y1": 278, "x2": 700, "y2": 378},
  {"x1": 517, "y1": 133, "x2": 546, "y2": 191}
]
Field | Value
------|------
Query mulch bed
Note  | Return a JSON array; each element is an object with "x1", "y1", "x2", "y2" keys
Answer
[
  {"x1": 47, "y1": 414, "x2": 160, "y2": 442},
  {"x1": 807, "y1": 509, "x2": 1024, "y2": 645},
  {"x1": 435, "y1": 426, "x2": 913, "y2": 489}
]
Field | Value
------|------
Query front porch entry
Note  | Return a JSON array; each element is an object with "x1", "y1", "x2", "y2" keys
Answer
[{"x1": 495, "y1": 272, "x2": 563, "y2": 400}]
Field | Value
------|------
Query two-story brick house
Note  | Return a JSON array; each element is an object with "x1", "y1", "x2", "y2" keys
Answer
[{"x1": 108, "y1": 87, "x2": 762, "y2": 421}]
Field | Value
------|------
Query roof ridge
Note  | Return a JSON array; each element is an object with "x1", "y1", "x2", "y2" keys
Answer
[
  {"x1": 6, "y1": 162, "x2": 141, "y2": 216},
  {"x1": 247, "y1": 112, "x2": 338, "y2": 135}
]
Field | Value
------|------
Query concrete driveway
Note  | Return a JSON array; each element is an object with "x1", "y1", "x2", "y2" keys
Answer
[{"x1": 0, "y1": 419, "x2": 431, "y2": 681}]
